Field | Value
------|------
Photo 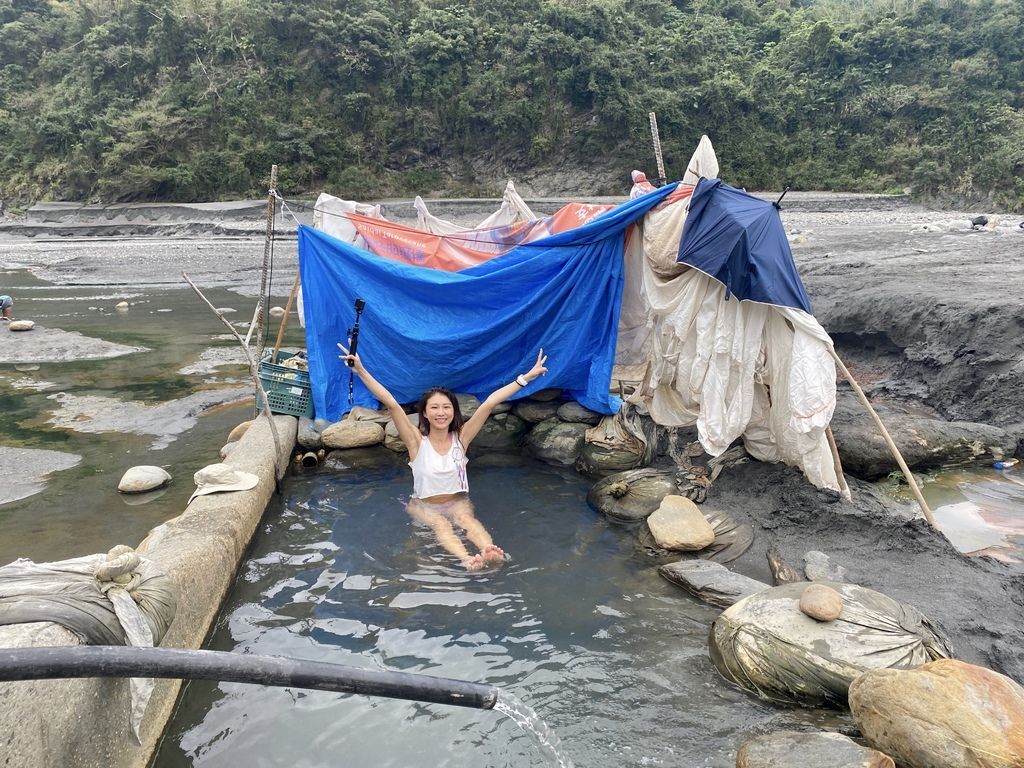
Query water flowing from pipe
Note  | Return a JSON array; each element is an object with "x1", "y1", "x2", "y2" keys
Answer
[{"x1": 493, "y1": 691, "x2": 574, "y2": 768}]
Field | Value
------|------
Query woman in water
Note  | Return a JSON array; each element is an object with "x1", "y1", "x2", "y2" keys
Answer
[{"x1": 338, "y1": 344, "x2": 548, "y2": 571}]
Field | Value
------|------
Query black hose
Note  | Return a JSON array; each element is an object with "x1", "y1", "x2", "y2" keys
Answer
[{"x1": 0, "y1": 646, "x2": 498, "y2": 710}]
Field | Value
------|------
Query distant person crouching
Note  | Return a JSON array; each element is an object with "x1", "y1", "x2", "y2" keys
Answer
[{"x1": 0, "y1": 294, "x2": 13, "y2": 321}]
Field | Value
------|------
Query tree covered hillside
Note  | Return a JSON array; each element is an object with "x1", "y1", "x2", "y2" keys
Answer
[{"x1": 1, "y1": 0, "x2": 1022, "y2": 207}]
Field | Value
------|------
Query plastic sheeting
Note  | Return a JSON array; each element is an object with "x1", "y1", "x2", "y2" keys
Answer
[
  {"x1": 299, "y1": 184, "x2": 680, "y2": 422},
  {"x1": 415, "y1": 180, "x2": 537, "y2": 234},
  {"x1": 619, "y1": 167, "x2": 840, "y2": 492},
  {"x1": 709, "y1": 581, "x2": 953, "y2": 706},
  {"x1": 0, "y1": 549, "x2": 179, "y2": 741}
]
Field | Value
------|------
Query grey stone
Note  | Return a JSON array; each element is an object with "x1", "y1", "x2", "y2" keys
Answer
[
  {"x1": 384, "y1": 413, "x2": 420, "y2": 452},
  {"x1": 513, "y1": 399, "x2": 562, "y2": 423},
  {"x1": 658, "y1": 560, "x2": 768, "y2": 608},
  {"x1": 804, "y1": 550, "x2": 848, "y2": 582},
  {"x1": 455, "y1": 393, "x2": 481, "y2": 418},
  {"x1": 470, "y1": 412, "x2": 527, "y2": 452},
  {"x1": 556, "y1": 401, "x2": 603, "y2": 425},
  {"x1": 524, "y1": 418, "x2": 588, "y2": 466},
  {"x1": 297, "y1": 416, "x2": 323, "y2": 450},
  {"x1": 830, "y1": 391, "x2": 1017, "y2": 480},
  {"x1": 529, "y1": 387, "x2": 562, "y2": 402},
  {"x1": 737, "y1": 731, "x2": 895, "y2": 768}
]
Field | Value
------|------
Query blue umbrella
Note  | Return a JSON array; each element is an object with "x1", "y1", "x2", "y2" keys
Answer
[{"x1": 676, "y1": 179, "x2": 812, "y2": 313}]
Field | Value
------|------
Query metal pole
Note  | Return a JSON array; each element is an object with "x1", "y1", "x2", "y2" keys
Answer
[
  {"x1": 0, "y1": 646, "x2": 499, "y2": 710},
  {"x1": 244, "y1": 164, "x2": 278, "y2": 350},
  {"x1": 648, "y1": 112, "x2": 667, "y2": 184}
]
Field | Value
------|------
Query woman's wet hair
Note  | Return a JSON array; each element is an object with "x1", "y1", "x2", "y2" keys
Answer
[{"x1": 416, "y1": 387, "x2": 464, "y2": 435}]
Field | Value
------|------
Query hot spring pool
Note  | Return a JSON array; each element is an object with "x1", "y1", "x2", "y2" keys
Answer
[{"x1": 153, "y1": 451, "x2": 848, "y2": 767}]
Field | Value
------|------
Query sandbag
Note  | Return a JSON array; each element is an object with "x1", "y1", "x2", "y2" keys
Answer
[
  {"x1": 709, "y1": 581, "x2": 952, "y2": 707},
  {"x1": 587, "y1": 468, "x2": 678, "y2": 522}
]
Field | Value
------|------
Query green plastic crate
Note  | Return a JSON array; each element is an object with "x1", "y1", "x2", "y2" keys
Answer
[{"x1": 258, "y1": 351, "x2": 314, "y2": 418}]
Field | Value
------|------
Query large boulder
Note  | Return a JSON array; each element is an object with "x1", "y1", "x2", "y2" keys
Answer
[
  {"x1": 830, "y1": 392, "x2": 1017, "y2": 480},
  {"x1": 646, "y1": 495, "x2": 715, "y2": 551},
  {"x1": 524, "y1": 418, "x2": 588, "y2": 466},
  {"x1": 658, "y1": 560, "x2": 768, "y2": 608},
  {"x1": 470, "y1": 412, "x2": 527, "y2": 452},
  {"x1": 321, "y1": 420, "x2": 384, "y2": 449},
  {"x1": 384, "y1": 414, "x2": 421, "y2": 452},
  {"x1": 736, "y1": 731, "x2": 894, "y2": 768},
  {"x1": 709, "y1": 581, "x2": 952, "y2": 706},
  {"x1": 347, "y1": 406, "x2": 391, "y2": 424},
  {"x1": 849, "y1": 659, "x2": 1024, "y2": 768},
  {"x1": 556, "y1": 401, "x2": 603, "y2": 425},
  {"x1": 587, "y1": 468, "x2": 678, "y2": 523},
  {"x1": 117, "y1": 465, "x2": 171, "y2": 493},
  {"x1": 514, "y1": 399, "x2": 562, "y2": 423}
]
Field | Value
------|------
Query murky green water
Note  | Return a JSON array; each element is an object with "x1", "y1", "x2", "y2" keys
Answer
[
  {"x1": 0, "y1": 263, "x2": 302, "y2": 565},
  {"x1": 153, "y1": 454, "x2": 851, "y2": 768}
]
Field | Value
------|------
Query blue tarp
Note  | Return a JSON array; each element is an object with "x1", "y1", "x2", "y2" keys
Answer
[
  {"x1": 299, "y1": 183, "x2": 679, "y2": 421},
  {"x1": 677, "y1": 179, "x2": 812, "y2": 313}
]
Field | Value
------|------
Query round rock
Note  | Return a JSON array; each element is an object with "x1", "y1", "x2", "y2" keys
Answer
[
  {"x1": 800, "y1": 583, "x2": 844, "y2": 621},
  {"x1": 117, "y1": 465, "x2": 172, "y2": 493},
  {"x1": 322, "y1": 420, "x2": 385, "y2": 449},
  {"x1": 8, "y1": 320, "x2": 35, "y2": 331},
  {"x1": 647, "y1": 495, "x2": 715, "y2": 551}
]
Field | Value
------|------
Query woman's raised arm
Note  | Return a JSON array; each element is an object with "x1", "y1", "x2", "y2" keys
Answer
[
  {"x1": 460, "y1": 349, "x2": 548, "y2": 449},
  {"x1": 338, "y1": 344, "x2": 421, "y2": 456}
]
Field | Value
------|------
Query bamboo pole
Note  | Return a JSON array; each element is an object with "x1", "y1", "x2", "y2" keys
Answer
[
  {"x1": 825, "y1": 425, "x2": 851, "y2": 501},
  {"x1": 648, "y1": 112, "x2": 667, "y2": 184},
  {"x1": 183, "y1": 272, "x2": 284, "y2": 482},
  {"x1": 244, "y1": 164, "x2": 278, "y2": 350},
  {"x1": 270, "y1": 272, "x2": 301, "y2": 364},
  {"x1": 828, "y1": 348, "x2": 935, "y2": 527}
]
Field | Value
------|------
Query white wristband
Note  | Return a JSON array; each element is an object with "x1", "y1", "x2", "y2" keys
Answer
[{"x1": 516, "y1": 375, "x2": 528, "y2": 387}]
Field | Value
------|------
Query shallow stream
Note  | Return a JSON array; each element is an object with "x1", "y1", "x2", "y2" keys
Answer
[{"x1": 0, "y1": 262, "x2": 301, "y2": 565}]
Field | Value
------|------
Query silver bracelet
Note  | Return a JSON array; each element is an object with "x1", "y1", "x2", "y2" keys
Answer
[{"x1": 515, "y1": 374, "x2": 528, "y2": 387}]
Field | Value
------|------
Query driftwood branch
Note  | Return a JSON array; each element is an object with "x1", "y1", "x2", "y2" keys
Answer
[{"x1": 182, "y1": 271, "x2": 284, "y2": 481}]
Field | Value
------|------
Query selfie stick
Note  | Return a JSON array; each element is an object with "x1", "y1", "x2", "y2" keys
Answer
[{"x1": 347, "y1": 298, "x2": 366, "y2": 403}]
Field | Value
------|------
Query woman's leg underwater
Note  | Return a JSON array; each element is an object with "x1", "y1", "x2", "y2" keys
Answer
[
  {"x1": 450, "y1": 499, "x2": 505, "y2": 566},
  {"x1": 407, "y1": 501, "x2": 483, "y2": 570}
]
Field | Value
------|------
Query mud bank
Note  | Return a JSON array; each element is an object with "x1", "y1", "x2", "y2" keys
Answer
[{"x1": 679, "y1": 458, "x2": 1024, "y2": 684}]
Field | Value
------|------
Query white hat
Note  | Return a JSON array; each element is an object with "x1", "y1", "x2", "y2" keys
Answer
[{"x1": 188, "y1": 463, "x2": 260, "y2": 504}]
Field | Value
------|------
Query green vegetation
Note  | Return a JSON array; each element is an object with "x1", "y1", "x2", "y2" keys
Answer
[{"x1": 1, "y1": 0, "x2": 1021, "y2": 208}]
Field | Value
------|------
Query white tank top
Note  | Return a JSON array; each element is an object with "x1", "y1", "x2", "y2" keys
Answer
[{"x1": 409, "y1": 434, "x2": 469, "y2": 499}]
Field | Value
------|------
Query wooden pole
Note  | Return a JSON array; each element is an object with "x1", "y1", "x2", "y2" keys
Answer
[
  {"x1": 270, "y1": 272, "x2": 301, "y2": 364},
  {"x1": 825, "y1": 425, "x2": 851, "y2": 500},
  {"x1": 828, "y1": 348, "x2": 935, "y2": 527},
  {"x1": 183, "y1": 271, "x2": 284, "y2": 481},
  {"x1": 648, "y1": 112, "x2": 667, "y2": 184}
]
